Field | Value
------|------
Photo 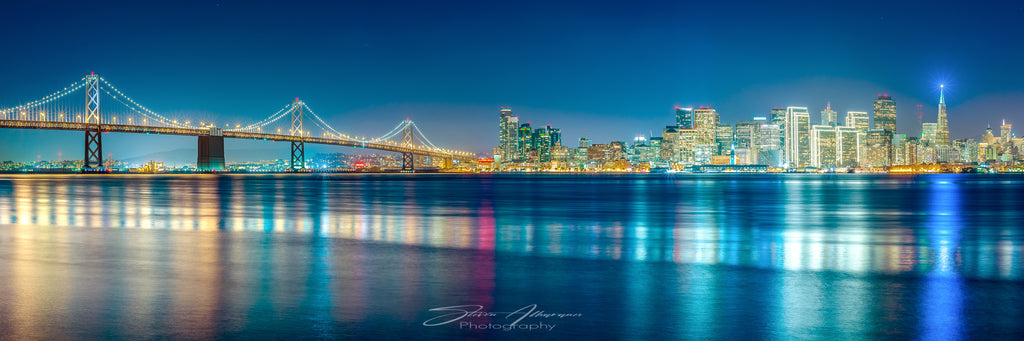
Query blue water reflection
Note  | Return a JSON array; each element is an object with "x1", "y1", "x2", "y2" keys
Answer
[{"x1": 1, "y1": 174, "x2": 1023, "y2": 339}]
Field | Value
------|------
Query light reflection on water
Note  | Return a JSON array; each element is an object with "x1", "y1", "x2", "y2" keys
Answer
[
  {"x1": 2, "y1": 174, "x2": 1018, "y2": 279},
  {"x1": 0, "y1": 173, "x2": 1023, "y2": 339}
]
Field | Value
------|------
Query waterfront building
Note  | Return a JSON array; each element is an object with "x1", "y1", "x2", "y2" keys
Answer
[
  {"x1": 785, "y1": 107, "x2": 810, "y2": 168},
  {"x1": 821, "y1": 102, "x2": 838, "y2": 127},
  {"x1": 633, "y1": 143, "x2": 660, "y2": 164},
  {"x1": 518, "y1": 122, "x2": 533, "y2": 160},
  {"x1": 917, "y1": 144, "x2": 937, "y2": 164},
  {"x1": 862, "y1": 129, "x2": 892, "y2": 168},
  {"x1": 660, "y1": 126, "x2": 679, "y2": 163},
  {"x1": 892, "y1": 133, "x2": 907, "y2": 165},
  {"x1": 873, "y1": 95, "x2": 896, "y2": 132},
  {"x1": 572, "y1": 146, "x2": 589, "y2": 168},
  {"x1": 900, "y1": 137, "x2": 920, "y2": 165},
  {"x1": 716, "y1": 124, "x2": 734, "y2": 156},
  {"x1": 810, "y1": 125, "x2": 837, "y2": 169},
  {"x1": 837, "y1": 126, "x2": 860, "y2": 168},
  {"x1": 770, "y1": 107, "x2": 786, "y2": 158},
  {"x1": 936, "y1": 144, "x2": 957, "y2": 164},
  {"x1": 532, "y1": 128, "x2": 552, "y2": 162},
  {"x1": 694, "y1": 106, "x2": 719, "y2": 149},
  {"x1": 678, "y1": 128, "x2": 697, "y2": 164},
  {"x1": 498, "y1": 108, "x2": 519, "y2": 163},
  {"x1": 734, "y1": 119, "x2": 761, "y2": 164},
  {"x1": 551, "y1": 145, "x2": 570, "y2": 167},
  {"x1": 758, "y1": 121, "x2": 783, "y2": 167},
  {"x1": 588, "y1": 144, "x2": 612, "y2": 165},
  {"x1": 648, "y1": 137, "x2": 662, "y2": 163},
  {"x1": 733, "y1": 148, "x2": 752, "y2": 165},
  {"x1": 922, "y1": 123, "x2": 937, "y2": 144},
  {"x1": 609, "y1": 141, "x2": 627, "y2": 161}
]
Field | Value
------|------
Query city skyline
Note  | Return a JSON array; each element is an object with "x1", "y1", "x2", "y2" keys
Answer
[{"x1": 3, "y1": 1, "x2": 1024, "y2": 160}]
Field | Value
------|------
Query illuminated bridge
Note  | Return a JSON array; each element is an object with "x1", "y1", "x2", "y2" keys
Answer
[{"x1": 0, "y1": 73, "x2": 477, "y2": 172}]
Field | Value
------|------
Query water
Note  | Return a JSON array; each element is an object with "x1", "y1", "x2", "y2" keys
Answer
[{"x1": 0, "y1": 174, "x2": 1022, "y2": 340}]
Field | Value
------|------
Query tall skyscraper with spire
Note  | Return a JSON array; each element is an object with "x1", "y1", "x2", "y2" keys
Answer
[{"x1": 935, "y1": 85, "x2": 950, "y2": 145}]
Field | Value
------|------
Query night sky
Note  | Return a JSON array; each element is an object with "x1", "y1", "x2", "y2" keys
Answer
[{"x1": 2, "y1": 1, "x2": 1023, "y2": 162}]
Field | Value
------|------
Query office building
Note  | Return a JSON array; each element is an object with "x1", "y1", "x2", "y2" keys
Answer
[
  {"x1": 873, "y1": 94, "x2": 896, "y2": 132},
  {"x1": 837, "y1": 126, "x2": 860, "y2": 168},
  {"x1": 785, "y1": 107, "x2": 810, "y2": 168},
  {"x1": 821, "y1": 102, "x2": 837, "y2": 127},
  {"x1": 676, "y1": 106, "x2": 694, "y2": 129},
  {"x1": 810, "y1": 125, "x2": 837, "y2": 169},
  {"x1": 498, "y1": 108, "x2": 519, "y2": 162}
]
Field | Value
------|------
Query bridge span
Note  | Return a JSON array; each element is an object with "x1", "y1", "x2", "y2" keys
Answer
[{"x1": 0, "y1": 73, "x2": 476, "y2": 172}]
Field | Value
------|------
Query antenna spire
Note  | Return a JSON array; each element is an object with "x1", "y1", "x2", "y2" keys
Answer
[{"x1": 939, "y1": 84, "x2": 945, "y2": 105}]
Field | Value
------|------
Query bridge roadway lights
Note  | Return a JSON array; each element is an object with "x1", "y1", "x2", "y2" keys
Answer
[
  {"x1": 401, "y1": 152, "x2": 414, "y2": 172},
  {"x1": 197, "y1": 135, "x2": 226, "y2": 172},
  {"x1": 290, "y1": 141, "x2": 305, "y2": 171}
]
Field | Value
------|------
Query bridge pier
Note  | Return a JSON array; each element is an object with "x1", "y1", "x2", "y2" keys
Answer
[
  {"x1": 84, "y1": 128, "x2": 103, "y2": 169},
  {"x1": 197, "y1": 128, "x2": 225, "y2": 172},
  {"x1": 442, "y1": 157, "x2": 453, "y2": 169},
  {"x1": 401, "y1": 152, "x2": 414, "y2": 172},
  {"x1": 82, "y1": 73, "x2": 104, "y2": 172},
  {"x1": 290, "y1": 141, "x2": 305, "y2": 171}
]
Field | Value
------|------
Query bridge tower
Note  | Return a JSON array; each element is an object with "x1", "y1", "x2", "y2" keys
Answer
[
  {"x1": 289, "y1": 98, "x2": 306, "y2": 171},
  {"x1": 83, "y1": 73, "x2": 103, "y2": 169},
  {"x1": 401, "y1": 120, "x2": 414, "y2": 172}
]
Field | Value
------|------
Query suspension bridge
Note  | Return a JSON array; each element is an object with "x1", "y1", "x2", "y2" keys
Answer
[{"x1": 0, "y1": 73, "x2": 476, "y2": 172}]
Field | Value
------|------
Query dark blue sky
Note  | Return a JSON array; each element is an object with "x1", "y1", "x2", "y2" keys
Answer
[{"x1": 2, "y1": 1, "x2": 1023, "y2": 162}]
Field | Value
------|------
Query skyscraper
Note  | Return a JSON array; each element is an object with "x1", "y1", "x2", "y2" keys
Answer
[
  {"x1": 757, "y1": 120, "x2": 783, "y2": 167},
  {"x1": 734, "y1": 119, "x2": 761, "y2": 164},
  {"x1": 770, "y1": 107, "x2": 786, "y2": 155},
  {"x1": 498, "y1": 107, "x2": 519, "y2": 163},
  {"x1": 675, "y1": 106, "x2": 694, "y2": 129},
  {"x1": 845, "y1": 111, "x2": 870, "y2": 135},
  {"x1": 547, "y1": 125, "x2": 562, "y2": 146},
  {"x1": 518, "y1": 122, "x2": 533, "y2": 160},
  {"x1": 836, "y1": 126, "x2": 860, "y2": 168},
  {"x1": 694, "y1": 107, "x2": 720, "y2": 164},
  {"x1": 821, "y1": 102, "x2": 837, "y2": 127},
  {"x1": 936, "y1": 85, "x2": 950, "y2": 145},
  {"x1": 532, "y1": 128, "x2": 552, "y2": 162},
  {"x1": 785, "y1": 107, "x2": 810, "y2": 168},
  {"x1": 716, "y1": 124, "x2": 734, "y2": 156},
  {"x1": 873, "y1": 94, "x2": 896, "y2": 132},
  {"x1": 810, "y1": 125, "x2": 837, "y2": 168},
  {"x1": 1001, "y1": 119, "x2": 1012, "y2": 144}
]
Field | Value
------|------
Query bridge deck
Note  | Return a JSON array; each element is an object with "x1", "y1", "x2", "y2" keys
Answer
[{"x1": 0, "y1": 120, "x2": 474, "y2": 161}]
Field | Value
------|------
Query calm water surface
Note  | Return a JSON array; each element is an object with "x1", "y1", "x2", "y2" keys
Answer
[{"x1": 0, "y1": 174, "x2": 1023, "y2": 340}]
